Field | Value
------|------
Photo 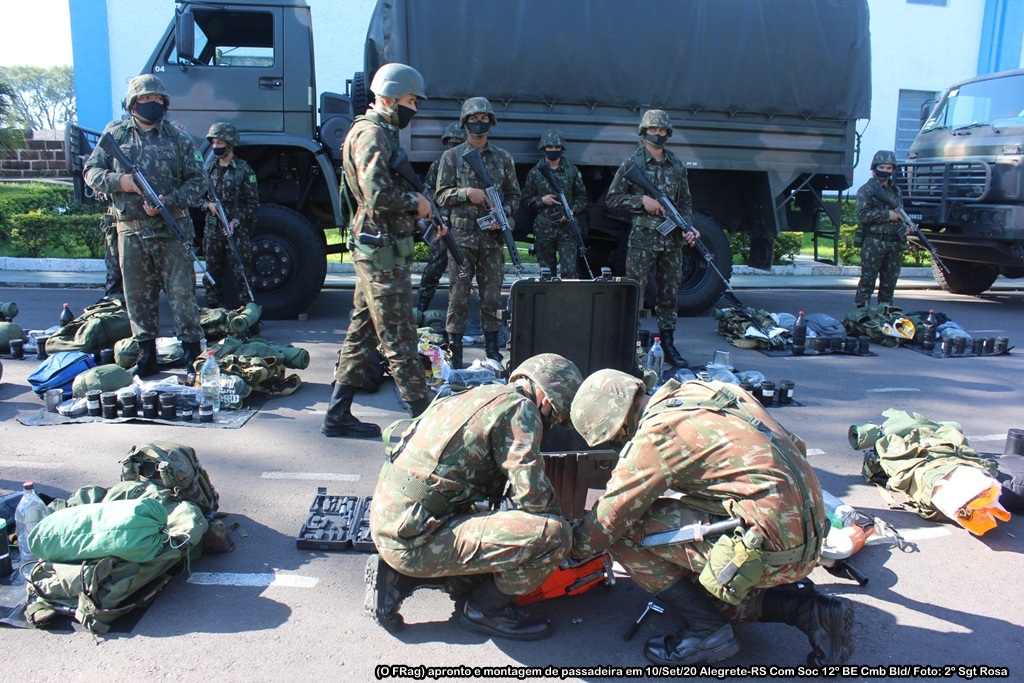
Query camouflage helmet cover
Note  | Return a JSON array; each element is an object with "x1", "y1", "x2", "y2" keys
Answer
[
  {"x1": 460, "y1": 97, "x2": 497, "y2": 128},
  {"x1": 370, "y1": 63, "x2": 427, "y2": 100},
  {"x1": 442, "y1": 123, "x2": 466, "y2": 144},
  {"x1": 508, "y1": 353, "x2": 583, "y2": 424},
  {"x1": 206, "y1": 122, "x2": 239, "y2": 147},
  {"x1": 871, "y1": 150, "x2": 898, "y2": 170},
  {"x1": 538, "y1": 129, "x2": 567, "y2": 150},
  {"x1": 638, "y1": 109, "x2": 673, "y2": 137},
  {"x1": 570, "y1": 369, "x2": 646, "y2": 446},
  {"x1": 125, "y1": 74, "x2": 170, "y2": 109}
]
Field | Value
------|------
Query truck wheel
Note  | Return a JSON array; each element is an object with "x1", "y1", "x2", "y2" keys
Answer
[
  {"x1": 351, "y1": 72, "x2": 368, "y2": 115},
  {"x1": 250, "y1": 204, "x2": 327, "y2": 319},
  {"x1": 638, "y1": 213, "x2": 731, "y2": 316},
  {"x1": 932, "y1": 260, "x2": 999, "y2": 295}
]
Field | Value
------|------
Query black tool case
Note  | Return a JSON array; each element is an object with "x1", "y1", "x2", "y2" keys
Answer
[{"x1": 296, "y1": 488, "x2": 361, "y2": 551}]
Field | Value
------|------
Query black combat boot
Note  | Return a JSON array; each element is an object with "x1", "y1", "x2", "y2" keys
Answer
[
  {"x1": 322, "y1": 382, "x2": 382, "y2": 438},
  {"x1": 134, "y1": 339, "x2": 159, "y2": 378},
  {"x1": 448, "y1": 337, "x2": 464, "y2": 370},
  {"x1": 643, "y1": 577, "x2": 741, "y2": 665},
  {"x1": 659, "y1": 329, "x2": 688, "y2": 368},
  {"x1": 182, "y1": 340, "x2": 203, "y2": 366},
  {"x1": 758, "y1": 585, "x2": 854, "y2": 666},
  {"x1": 460, "y1": 575, "x2": 552, "y2": 641},
  {"x1": 407, "y1": 396, "x2": 433, "y2": 417},
  {"x1": 484, "y1": 331, "x2": 503, "y2": 363},
  {"x1": 365, "y1": 554, "x2": 441, "y2": 632}
]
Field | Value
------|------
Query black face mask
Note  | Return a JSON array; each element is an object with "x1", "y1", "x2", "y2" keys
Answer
[
  {"x1": 445, "y1": 140, "x2": 463, "y2": 149},
  {"x1": 643, "y1": 132, "x2": 668, "y2": 148},
  {"x1": 212, "y1": 146, "x2": 229, "y2": 158},
  {"x1": 875, "y1": 169, "x2": 893, "y2": 181},
  {"x1": 465, "y1": 120, "x2": 491, "y2": 136},
  {"x1": 396, "y1": 104, "x2": 416, "y2": 130},
  {"x1": 544, "y1": 149, "x2": 563, "y2": 161},
  {"x1": 133, "y1": 101, "x2": 167, "y2": 124}
]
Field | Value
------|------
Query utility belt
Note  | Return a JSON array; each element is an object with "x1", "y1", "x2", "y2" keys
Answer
[
  {"x1": 349, "y1": 232, "x2": 416, "y2": 269},
  {"x1": 379, "y1": 460, "x2": 457, "y2": 517},
  {"x1": 865, "y1": 225, "x2": 904, "y2": 241},
  {"x1": 117, "y1": 209, "x2": 188, "y2": 231}
]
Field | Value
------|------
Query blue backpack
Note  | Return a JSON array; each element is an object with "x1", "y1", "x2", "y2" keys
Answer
[{"x1": 27, "y1": 351, "x2": 97, "y2": 399}]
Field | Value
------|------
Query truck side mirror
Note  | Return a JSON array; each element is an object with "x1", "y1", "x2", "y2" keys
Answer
[
  {"x1": 919, "y1": 99, "x2": 937, "y2": 129},
  {"x1": 176, "y1": 10, "x2": 196, "y2": 64}
]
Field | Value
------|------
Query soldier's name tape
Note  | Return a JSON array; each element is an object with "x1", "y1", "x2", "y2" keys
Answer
[{"x1": 187, "y1": 572, "x2": 317, "y2": 588}]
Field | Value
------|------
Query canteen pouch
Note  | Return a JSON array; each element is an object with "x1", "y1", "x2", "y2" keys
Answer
[
  {"x1": 371, "y1": 244, "x2": 396, "y2": 270},
  {"x1": 698, "y1": 531, "x2": 767, "y2": 605},
  {"x1": 394, "y1": 235, "x2": 415, "y2": 259}
]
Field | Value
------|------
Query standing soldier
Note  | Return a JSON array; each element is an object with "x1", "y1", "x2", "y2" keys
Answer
[
  {"x1": 202, "y1": 122, "x2": 259, "y2": 309},
  {"x1": 323, "y1": 63, "x2": 435, "y2": 439},
  {"x1": 854, "y1": 150, "x2": 907, "y2": 308},
  {"x1": 417, "y1": 123, "x2": 465, "y2": 313},
  {"x1": 522, "y1": 129, "x2": 587, "y2": 279},
  {"x1": 100, "y1": 208, "x2": 122, "y2": 300},
  {"x1": 606, "y1": 109, "x2": 698, "y2": 368},
  {"x1": 568, "y1": 371, "x2": 853, "y2": 667},
  {"x1": 365, "y1": 353, "x2": 582, "y2": 641},
  {"x1": 435, "y1": 97, "x2": 521, "y2": 369},
  {"x1": 83, "y1": 75, "x2": 205, "y2": 376}
]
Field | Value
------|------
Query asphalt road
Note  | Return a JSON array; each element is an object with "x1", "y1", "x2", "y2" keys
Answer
[{"x1": 1, "y1": 283, "x2": 1022, "y2": 683}]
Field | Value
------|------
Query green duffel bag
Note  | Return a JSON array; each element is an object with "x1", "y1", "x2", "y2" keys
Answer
[
  {"x1": 26, "y1": 497, "x2": 169, "y2": 564},
  {"x1": 114, "y1": 337, "x2": 137, "y2": 369},
  {"x1": 72, "y1": 363, "x2": 134, "y2": 398},
  {"x1": 45, "y1": 298, "x2": 132, "y2": 356},
  {"x1": 0, "y1": 321, "x2": 26, "y2": 353}
]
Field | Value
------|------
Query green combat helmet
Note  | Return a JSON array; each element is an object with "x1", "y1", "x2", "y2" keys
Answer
[
  {"x1": 570, "y1": 369, "x2": 646, "y2": 446},
  {"x1": 871, "y1": 150, "x2": 898, "y2": 170},
  {"x1": 637, "y1": 109, "x2": 673, "y2": 137},
  {"x1": 538, "y1": 129, "x2": 567, "y2": 150},
  {"x1": 508, "y1": 353, "x2": 583, "y2": 426},
  {"x1": 206, "y1": 122, "x2": 239, "y2": 147},
  {"x1": 124, "y1": 74, "x2": 170, "y2": 109},
  {"x1": 460, "y1": 97, "x2": 497, "y2": 128},
  {"x1": 442, "y1": 123, "x2": 465, "y2": 145},
  {"x1": 370, "y1": 63, "x2": 427, "y2": 99}
]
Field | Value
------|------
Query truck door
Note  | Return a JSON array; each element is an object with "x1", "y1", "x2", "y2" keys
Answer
[{"x1": 153, "y1": 6, "x2": 284, "y2": 138}]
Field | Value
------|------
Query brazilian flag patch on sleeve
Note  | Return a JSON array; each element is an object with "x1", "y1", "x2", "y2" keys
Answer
[
  {"x1": 248, "y1": 173, "x2": 257, "y2": 184},
  {"x1": 194, "y1": 151, "x2": 204, "y2": 163}
]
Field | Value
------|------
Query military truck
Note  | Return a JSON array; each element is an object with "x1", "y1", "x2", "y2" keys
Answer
[
  {"x1": 899, "y1": 68, "x2": 1024, "y2": 295},
  {"x1": 67, "y1": 0, "x2": 871, "y2": 319}
]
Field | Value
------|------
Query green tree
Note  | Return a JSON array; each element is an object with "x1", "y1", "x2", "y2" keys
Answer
[
  {"x1": 0, "y1": 80, "x2": 25, "y2": 152},
  {"x1": 0, "y1": 65, "x2": 76, "y2": 130}
]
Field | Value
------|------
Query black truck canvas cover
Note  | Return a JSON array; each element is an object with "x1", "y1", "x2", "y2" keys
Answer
[{"x1": 365, "y1": 0, "x2": 871, "y2": 121}]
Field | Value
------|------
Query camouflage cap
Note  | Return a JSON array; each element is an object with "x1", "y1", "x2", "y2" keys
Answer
[
  {"x1": 871, "y1": 150, "x2": 898, "y2": 169},
  {"x1": 570, "y1": 369, "x2": 646, "y2": 446},
  {"x1": 370, "y1": 63, "x2": 427, "y2": 100},
  {"x1": 460, "y1": 97, "x2": 497, "y2": 128},
  {"x1": 508, "y1": 353, "x2": 583, "y2": 423},
  {"x1": 206, "y1": 122, "x2": 239, "y2": 147},
  {"x1": 125, "y1": 74, "x2": 170, "y2": 109},
  {"x1": 442, "y1": 123, "x2": 466, "y2": 144},
  {"x1": 638, "y1": 109, "x2": 673, "y2": 137},
  {"x1": 538, "y1": 129, "x2": 566, "y2": 150}
]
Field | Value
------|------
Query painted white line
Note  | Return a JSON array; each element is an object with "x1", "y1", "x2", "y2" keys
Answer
[
  {"x1": 968, "y1": 434, "x2": 1011, "y2": 442},
  {"x1": 806, "y1": 448, "x2": 825, "y2": 456},
  {"x1": 865, "y1": 387, "x2": 921, "y2": 393},
  {"x1": 307, "y1": 408, "x2": 391, "y2": 417},
  {"x1": 187, "y1": 572, "x2": 318, "y2": 588},
  {"x1": 261, "y1": 472, "x2": 361, "y2": 482},
  {"x1": 0, "y1": 460, "x2": 63, "y2": 469},
  {"x1": 867, "y1": 527, "x2": 952, "y2": 544}
]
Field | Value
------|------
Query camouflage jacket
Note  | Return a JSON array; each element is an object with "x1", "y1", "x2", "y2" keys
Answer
[
  {"x1": 607, "y1": 145, "x2": 692, "y2": 232},
  {"x1": 371, "y1": 383, "x2": 559, "y2": 551},
  {"x1": 571, "y1": 379, "x2": 826, "y2": 560},
  {"x1": 435, "y1": 141, "x2": 521, "y2": 250},
  {"x1": 206, "y1": 157, "x2": 260, "y2": 231},
  {"x1": 83, "y1": 117, "x2": 207, "y2": 238},
  {"x1": 522, "y1": 159, "x2": 587, "y2": 231},
  {"x1": 424, "y1": 157, "x2": 442, "y2": 192},
  {"x1": 856, "y1": 177, "x2": 904, "y2": 237},
  {"x1": 342, "y1": 110, "x2": 420, "y2": 241}
]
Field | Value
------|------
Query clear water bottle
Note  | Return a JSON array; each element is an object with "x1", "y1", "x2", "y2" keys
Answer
[
  {"x1": 792, "y1": 310, "x2": 807, "y2": 355},
  {"x1": 822, "y1": 489, "x2": 857, "y2": 528},
  {"x1": 200, "y1": 350, "x2": 222, "y2": 412},
  {"x1": 15, "y1": 482, "x2": 49, "y2": 567},
  {"x1": 59, "y1": 302, "x2": 74, "y2": 327},
  {"x1": 645, "y1": 336, "x2": 665, "y2": 384}
]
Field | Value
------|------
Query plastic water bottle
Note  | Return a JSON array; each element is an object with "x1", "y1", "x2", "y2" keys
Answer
[
  {"x1": 59, "y1": 302, "x2": 74, "y2": 327},
  {"x1": 646, "y1": 336, "x2": 665, "y2": 384},
  {"x1": 200, "y1": 350, "x2": 222, "y2": 412},
  {"x1": 15, "y1": 482, "x2": 49, "y2": 567},
  {"x1": 822, "y1": 489, "x2": 858, "y2": 528},
  {"x1": 792, "y1": 310, "x2": 807, "y2": 355}
]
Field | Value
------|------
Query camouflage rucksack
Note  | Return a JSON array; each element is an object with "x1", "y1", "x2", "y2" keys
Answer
[
  {"x1": 843, "y1": 304, "x2": 915, "y2": 348},
  {"x1": 121, "y1": 442, "x2": 220, "y2": 515},
  {"x1": 45, "y1": 298, "x2": 132, "y2": 356}
]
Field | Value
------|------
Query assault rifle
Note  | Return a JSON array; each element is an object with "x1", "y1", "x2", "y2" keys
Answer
[
  {"x1": 537, "y1": 163, "x2": 593, "y2": 278},
  {"x1": 622, "y1": 162, "x2": 741, "y2": 306},
  {"x1": 388, "y1": 148, "x2": 467, "y2": 277},
  {"x1": 870, "y1": 185, "x2": 950, "y2": 274},
  {"x1": 97, "y1": 132, "x2": 213, "y2": 284},
  {"x1": 462, "y1": 147, "x2": 523, "y2": 275},
  {"x1": 202, "y1": 166, "x2": 255, "y2": 300}
]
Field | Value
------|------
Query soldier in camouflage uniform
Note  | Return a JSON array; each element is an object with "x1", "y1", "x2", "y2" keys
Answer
[
  {"x1": 607, "y1": 109, "x2": 698, "y2": 368},
  {"x1": 202, "y1": 122, "x2": 259, "y2": 309},
  {"x1": 101, "y1": 209, "x2": 122, "y2": 299},
  {"x1": 569, "y1": 370, "x2": 854, "y2": 666},
  {"x1": 854, "y1": 150, "x2": 907, "y2": 308},
  {"x1": 522, "y1": 129, "x2": 587, "y2": 279},
  {"x1": 436, "y1": 97, "x2": 521, "y2": 368},
  {"x1": 324, "y1": 63, "x2": 436, "y2": 439},
  {"x1": 366, "y1": 354, "x2": 582, "y2": 641},
  {"x1": 83, "y1": 75, "x2": 205, "y2": 376},
  {"x1": 417, "y1": 123, "x2": 464, "y2": 312}
]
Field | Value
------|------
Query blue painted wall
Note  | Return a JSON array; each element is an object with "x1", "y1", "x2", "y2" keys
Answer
[
  {"x1": 978, "y1": 0, "x2": 1024, "y2": 75},
  {"x1": 69, "y1": 0, "x2": 112, "y2": 129}
]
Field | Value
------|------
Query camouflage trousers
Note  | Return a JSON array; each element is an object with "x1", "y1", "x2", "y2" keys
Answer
[
  {"x1": 855, "y1": 234, "x2": 906, "y2": 307},
  {"x1": 534, "y1": 222, "x2": 580, "y2": 279},
  {"x1": 335, "y1": 256, "x2": 429, "y2": 402},
  {"x1": 625, "y1": 226, "x2": 684, "y2": 331},
  {"x1": 447, "y1": 243, "x2": 503, "y2": 334},
  {"x1": 418, "y1": 236, "x2": 449, "y2": 306},
  {"x1": 104, "y1": 224, "x2": 123, "y2": 297},
  {"x1": 378, "y1": 510, "x2": 571, "y2": 596},
  {"x1": 118, "y1": 230, "x2": 202, "y2": 343},
  {"x1": 608, "y1": 498, "x2": 816, "y2": 621},
  {"x1": 203, "y1": 218, "x2": 252, "y2": 308}
]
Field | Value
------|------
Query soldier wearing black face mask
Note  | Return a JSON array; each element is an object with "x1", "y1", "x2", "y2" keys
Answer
[
  {"x1": 854, "y1": 150, "x2": 906, "y2": 308},
  {"x1": 418, "y1": 123, "x2": 466, "y2": 312}
]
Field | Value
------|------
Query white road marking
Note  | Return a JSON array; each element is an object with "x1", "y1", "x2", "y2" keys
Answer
[
  {"x1": 187, "y1": 572, "x2": 318, "y2": 588},
  {"x1": 806, "y1": 448, "x2": 825, "y2": 456},
  {"x1": 307, "y1": 408, "x2": 391, "y2": 417},
  {"x1": 261, "y1": 472, "x2": 360, "y2": 482},
  {"x1": 968, "y1": 434, "x2": 1011, "y2": 442},
  {"x1": 865, "y1": 387, "x2": 921, "y2": 393},
  {"x1": 0, "y1": 460, "x2": 62, "y2": 469}
]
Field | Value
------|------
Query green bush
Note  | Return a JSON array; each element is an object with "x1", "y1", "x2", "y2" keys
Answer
[
  {"x1": 8, "y1": 212, "x2": 105, "y2": 258},
  {"x1": 727, "y1": 230, "x2": 803, "y2": 265}
]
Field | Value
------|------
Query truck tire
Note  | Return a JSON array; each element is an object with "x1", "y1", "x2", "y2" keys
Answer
[
  {"x1": 932, "y1": 260, "x2": 999, "y2": 295},
  {"x1": 351, "y1": 72, "x2": 369, "y2": 114},
  {"x1": 250, "y1": 204, "x2": 327, "y2": 320}
]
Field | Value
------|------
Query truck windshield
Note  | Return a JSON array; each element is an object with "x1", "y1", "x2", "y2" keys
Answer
[{"x1": 924, "y1": 73, "x2": 1024, "y2": 132}]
